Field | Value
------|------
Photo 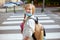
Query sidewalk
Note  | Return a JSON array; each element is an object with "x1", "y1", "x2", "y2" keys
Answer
[{"x1": 0, "y1": 6, "x2": 24, "y2": 13}]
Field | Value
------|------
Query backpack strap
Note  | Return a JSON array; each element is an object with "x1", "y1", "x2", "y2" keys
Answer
[
  {"x1": 43, "y1": 28, "x2": 46, "y2": 36},
  {"x1": 30, "y1": 17, "x2": 38, "y2": 24},
  {"x1": 35, "y1": 17, "x2": 38, "y2": 24}
]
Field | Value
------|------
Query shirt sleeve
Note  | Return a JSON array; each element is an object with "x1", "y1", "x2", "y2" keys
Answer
[
  {"x1": 23, "y1": 19, "x2": 35, "y2": 38},
  {"x1": 28, "y1": 19, "x2": 35, "y2": 32},
  {"x1": 27, "y1": 19, "x2": 35, "y2": 37}
]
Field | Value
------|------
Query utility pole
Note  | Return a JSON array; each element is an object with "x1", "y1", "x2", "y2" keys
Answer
[
  {"x1": 41, "y1": 0, "x2": 45, "y2": 13},
  {"x1": 32, "y1": 0, "x2": 33, "y2": 4}
]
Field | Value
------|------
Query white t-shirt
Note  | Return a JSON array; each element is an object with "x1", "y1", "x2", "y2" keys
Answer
[{"x1": 23, "y1": 15, "x2": 35, "y2": 38}]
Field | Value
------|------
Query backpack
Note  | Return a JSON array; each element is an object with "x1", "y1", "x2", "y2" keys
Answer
[
  {"x1": 20, "y1": 22, "x2": 24, "y2": 33},
  {"x1": 32, "y1": 17, "x2": 46, "y2": 40}
]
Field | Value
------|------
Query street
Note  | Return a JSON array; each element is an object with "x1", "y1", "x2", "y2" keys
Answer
[{"x1": 0, "y1": 8, "x2": 60, "y2": 40}]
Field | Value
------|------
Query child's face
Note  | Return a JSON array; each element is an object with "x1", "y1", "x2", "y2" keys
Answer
[{"x1": 25, "y1": 6, "x2": 32, "y2": 13}]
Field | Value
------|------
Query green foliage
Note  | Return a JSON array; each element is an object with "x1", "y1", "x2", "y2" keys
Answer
[
  {"x1": 45, "y1": 0, "x2": 60, "y2": 6},
  {"x1": 26, "y1": 0, "x2": 32, "y2": 3},
  {"x1": 37, "y1": 0, "x2": 42, "y2": 3},
  {"x1": 25, "y1": 0, "x2": 60, "y2": 6}
]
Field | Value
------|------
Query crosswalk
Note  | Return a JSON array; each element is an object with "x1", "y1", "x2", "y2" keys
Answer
[{"x1": 0, "y1": 13, "x2": 60, "y2": 40}]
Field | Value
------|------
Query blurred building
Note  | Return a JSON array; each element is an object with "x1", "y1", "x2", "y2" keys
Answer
[{"x1": 0, "y1": 0, "x2": 20, "y2": 6}]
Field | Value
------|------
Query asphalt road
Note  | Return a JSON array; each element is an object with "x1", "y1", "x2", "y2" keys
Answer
[{"x1": 0, "y1": 8, "x2": 60, "y2": 40}]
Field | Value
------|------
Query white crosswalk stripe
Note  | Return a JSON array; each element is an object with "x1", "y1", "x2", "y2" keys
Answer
[
  {"x1": 43, "y1": 25, "x2": 60, "y2": 29},
  {"x1": 7, "y1": 17, "x2": 51, "y2": 21},
  {"x1": 2, "y1": 20, "x2": 55, "y2": 24},
  {"x1": 0, "y1": 34, "x2": 23, "y2": 40},
  {"x1": 0, "y1": 32, "x2": 60, "y2": 40},
  {"x1": 0, "y1": 26, "x2": 20, "y2": 30},
  {"x1": 46, "y1": 32, "x2": 60, "y2": 39},
  {"x1": 0, "y1": 14, "x2": 60, "y2": 40},
  {"x1": 7, "y1": 18, "x2": 24, "y2": 20}
]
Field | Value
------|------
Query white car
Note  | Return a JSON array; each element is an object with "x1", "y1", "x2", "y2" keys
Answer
[
  {"x1": 3, "y1": 2, "x2": 17, "y2": 7},
  {"x1": 12, "y1": 1, "x2": 24, "y2": 6}
]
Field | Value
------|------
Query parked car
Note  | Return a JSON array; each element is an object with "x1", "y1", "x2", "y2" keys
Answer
[
  {"x1": 3, "y1": 2, "x2": 17, "y2": 8},
  {"x1": 15, "y1": 1, "x2": 24, "y2": 6},
  {"x1": 10, "y1": 1, "x2": 24, "y2": 6}
]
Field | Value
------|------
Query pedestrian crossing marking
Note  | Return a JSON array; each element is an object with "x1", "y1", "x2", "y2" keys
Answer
[
  {"x1": 43, "y1": 25, "x2": 60, "y2": 29},
  {"x1": 46, "y1": 32, "x2": 60, "y2": 39},
  {"x1": 38, "y1": 17, "x2": 50, "y2": 19},
  {"x1": 39, "y1": 20, "x2": 55, "y2": 23},
  {"x1": 7, "y1": 18, "x2": 24, "y2": 20},
  {"x1": 0, "y1": 14, "x2": 60, "y2": 40},
  {"x1": 10, "y1": 16, "x2": 24, "y2": 18},
  {"x1": 0, "y1": 25, "x2": 59, "y2": 30},
  {"x1": 0, "y1": 34, "x2": 23, "y2": 39},
  {"x1": 7, "y1": 17, "x2": 51, "y2": 20},
  {"x1": 35, "y1": 15, "x2": 47, "y2": 16},
  {"x1": 2, "y1": 20, "x2": 55, "y2": 24},
  {"x1": 0, "y1": 26, "x2": 20, "y2": 30},
  {"x1": 9, "y1": 15, "x2": 47, "y2": 18},
  {"x1": 0, "y1": 32, "x2": 60, "y2": 40},
  {"x1": 2, "y1": 21, "x2": 23, "y2": 24}
]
